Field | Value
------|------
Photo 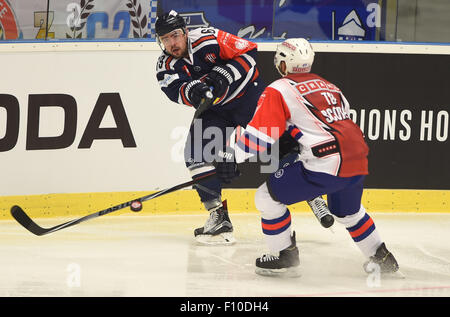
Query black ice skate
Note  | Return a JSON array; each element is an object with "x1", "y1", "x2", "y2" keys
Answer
[
  {"x1": 307, "y1": 196, "x2": 334, "y2": 229},
  {"x1": 194, "y1": 200, "x2": 235, "y2": 245},
  {"x1": 255, "y1": 231, "x2": 300, "y2": 277},
  {"x1": 364, "y1": 243, "x2": 402, "y2": 276}
]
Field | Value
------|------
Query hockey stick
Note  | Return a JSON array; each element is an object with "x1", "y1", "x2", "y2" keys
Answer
[
  {"x1": 190, "y1": 90, "x2": 214, "y2": 124},
  {"x1": 10, "y1": 95, "x2": 217, "y2": 237},
  {"x1": 10, "y1": 172, "x2": 216, "y2": 236}
]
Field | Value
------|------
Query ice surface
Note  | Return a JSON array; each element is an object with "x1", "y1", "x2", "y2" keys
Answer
[{"x1": 1, "y1": 212, "x2": 449, "y2": 297}]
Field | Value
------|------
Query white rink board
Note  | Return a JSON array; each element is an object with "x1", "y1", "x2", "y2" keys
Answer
[
  {"x1": 1, "y1": 45, "x2": 193, "y2": 195},
  {"x1": 1, "y1": 41, "x2": 449, "y2": 196}
]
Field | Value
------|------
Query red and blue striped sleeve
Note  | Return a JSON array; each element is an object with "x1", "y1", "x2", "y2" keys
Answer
[{"x1": 235, "y1": 87, "x2": 291, "y2": 162}]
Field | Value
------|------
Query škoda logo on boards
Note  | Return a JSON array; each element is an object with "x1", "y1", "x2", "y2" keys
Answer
[{"x1": 0, "y1": 92, "x2": 136, "y2": 152}]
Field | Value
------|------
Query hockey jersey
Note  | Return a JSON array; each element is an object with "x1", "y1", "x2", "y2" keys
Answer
[
  {"x1": 235, "y1": 73, "x2": 369, "y2": 177},
  {"x1": 156, "y1": 27, "x2": 260, "y2": 107}
]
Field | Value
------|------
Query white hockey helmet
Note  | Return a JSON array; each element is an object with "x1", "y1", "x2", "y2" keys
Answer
[{"x1": 274, "y1": 38, "x2": 315, "y2": 76}]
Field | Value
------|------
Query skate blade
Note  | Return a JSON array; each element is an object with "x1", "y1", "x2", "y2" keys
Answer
[
  {"x1": 255, "y1": 267, "x2": 301, "y2": 278},
  {"x1": 195, "y1": 232, "x2": 236, "y2": 246}
]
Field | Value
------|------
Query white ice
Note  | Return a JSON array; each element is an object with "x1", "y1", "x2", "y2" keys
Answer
[{"x1": 1, "y1": 212, "x2": 450, "y2": 297}]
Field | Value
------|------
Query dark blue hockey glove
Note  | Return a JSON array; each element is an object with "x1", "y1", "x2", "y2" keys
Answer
[
  {"x1": 186, "y1": 80, "x2": 212, "y2": 109},
  {"x1": 214, "y1": 147, "x2": 240, "y2": 184},
  {"x1": 215, "y1": 161, "x2": 240, "y2": 184},
  {"x1": 278, "y1": 131, "x2": 300, "y2": 160},
  {"x1": 204, "y1": 65, "x2": 234, "y2": 101}
]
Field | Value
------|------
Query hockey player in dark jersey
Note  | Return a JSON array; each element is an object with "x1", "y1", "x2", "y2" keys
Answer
[{"x1": 155, "y1": 10, "x2": 266, "y2": 245}]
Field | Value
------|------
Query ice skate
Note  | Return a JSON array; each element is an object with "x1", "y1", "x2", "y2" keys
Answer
[
  {"x1": 307, "y1": 196, "x2": 334, "y2": 229},
  {"x1": 364, "y1": 243, "x2": 404, "y2": 278},
  {"x1": 255, "y1": 231, "x2": 300, "y2": 277},
  {"x1": 194, "y1": 200, "x2": 235, "y2": 245}
]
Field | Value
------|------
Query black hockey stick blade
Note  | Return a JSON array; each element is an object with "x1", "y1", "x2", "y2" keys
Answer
[
  {"x1": 11, "y1": 205, "x2": 49, "y2": 236},
  {"x1": 10, "y1": 204, "x2": 100, "y2": 236},
  {"x1": 10, "y1": 173, "x2": 216, "y2": 236}
]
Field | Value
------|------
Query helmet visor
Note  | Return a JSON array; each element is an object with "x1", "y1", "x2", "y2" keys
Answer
[{"x1": 156, "y1": 28, "x2": 186, "y2": 52}]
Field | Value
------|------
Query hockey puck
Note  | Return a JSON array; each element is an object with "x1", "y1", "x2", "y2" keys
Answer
[
  {"x1": 320, "y1": 214, "x2": 335, "y2": 228},
  {"x1": 130, "y1": 200, "x2": 143, "y2": 212}
]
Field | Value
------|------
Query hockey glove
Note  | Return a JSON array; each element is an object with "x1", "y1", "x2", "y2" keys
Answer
[
  {"x1": 185, "y1": 80, "x2": 212, "y2": 109},
  {"x1": 204, "y1": 65, "x2": 234, "y2": 102},
  {"x1": 214, "y1": 147, "x2": 240, "y2": 184},
  {"x1": 278, "y1": 131, "x2": 300, "y2": 160},
  {"x1": 215, "y1": 161, "x2": 240, "y2": 184}
]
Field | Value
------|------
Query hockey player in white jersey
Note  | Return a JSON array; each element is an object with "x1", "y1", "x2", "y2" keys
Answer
[{"x1": 234, "y1": 38, "x2": 400, "y2": 277}]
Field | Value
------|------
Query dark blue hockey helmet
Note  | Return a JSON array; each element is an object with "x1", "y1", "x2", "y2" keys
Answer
[{"x1": 155, "y1": 10, "x2": 186, "y2": 37}]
